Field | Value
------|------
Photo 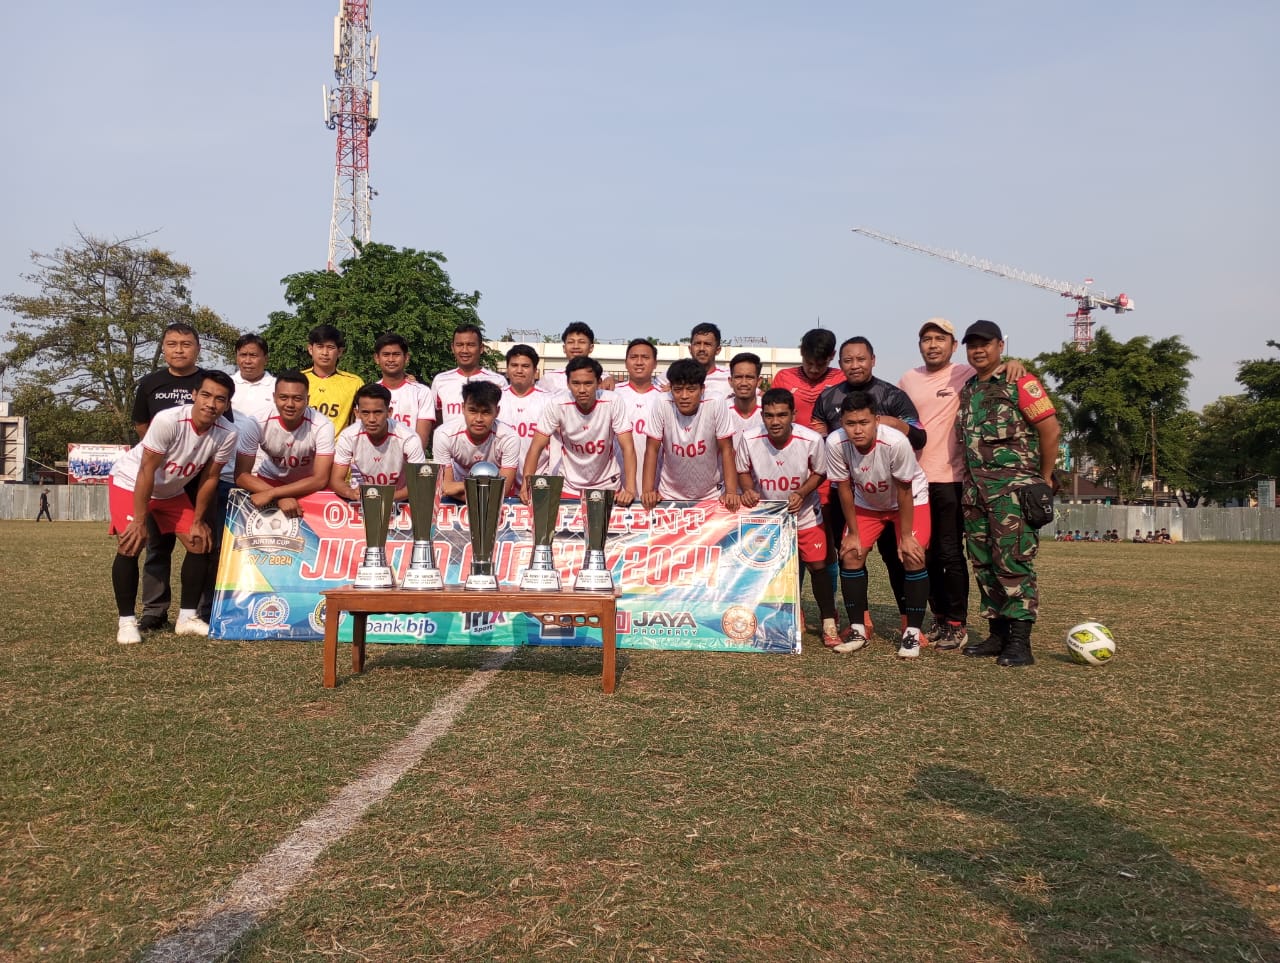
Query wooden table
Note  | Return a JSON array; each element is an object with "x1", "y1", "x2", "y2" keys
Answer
[{"x1": 321, "y1": 586, "x2": 620, "y2": 692}]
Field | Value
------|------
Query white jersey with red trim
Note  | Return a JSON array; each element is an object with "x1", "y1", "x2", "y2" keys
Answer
[
  {"x1": 645, "y1": 397, "x2": 734, "y2": 501},
  {"x1": 613, "y1": 382, "x2": 665, "y2": 478},
  {"x1": 699, "y1": 365, "x2": 733, "y2": 402},
  {"x1": 236, "y1": 407, "x2": 336, "y2": 484},
  {"x1": 425, "y1": 368, "x2": 507, "y2": 424},
  {"x1": 724, "y1": 398, "x2": 763, "y2": 444},
  {"x1": 498, "y1": 384, "x2": 557, "y2": 483},
  {"x1": 536, "y1": 394, "x2": 632, "y2": 493},
  {"x1": 111, "y1": 405, "x2": 238, "y2": 499},
  {"x1": 333, "y1": 420, "x2": 427, "y2": 488},
  {"x1": 432, "y1": 418, "x2": 521, "y2": 480},
  {"x1": 825, "y1": 423, "x2": 928, "y2": 512},
  {"x1": 379, "y1": 378, "x2": 432, "y2": 434},
  {"x1": 734, "y1": 424, "x2": 826, "y2": 529}
]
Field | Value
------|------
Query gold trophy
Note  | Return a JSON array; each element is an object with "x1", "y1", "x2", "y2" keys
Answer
[
  {"x1": 519, "y1": 474, "x2": 565, "y2": 592},
  {"x1": 355, "y1": 484, "x2": 396, "y2": 589},
  {"x1": 573, "y1": 488, "x2": 616, "y2": 592},
  {"x1": 402, "y1": 462, "x2": 443, "y2": 590},
  {"x1": 464, "y1": 462, "x2": 506, "y2": 591}
]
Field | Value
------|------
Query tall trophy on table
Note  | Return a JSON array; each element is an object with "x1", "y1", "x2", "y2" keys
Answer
[
  {"x1": 355, "y1": 484, "x2": 396, "y2": 589},
  {"x1": 573, "y1": 487, "x2": 616, "y2": 593},
  {"x1": 520, "y1": 474, "x2": 565, "y2": 592},
  {"x1": 403, "y1": 462, "x2": 443, "y2": 590},
  {"x1": 464, "y1": 461, "x2": 506, "y2": 591}
]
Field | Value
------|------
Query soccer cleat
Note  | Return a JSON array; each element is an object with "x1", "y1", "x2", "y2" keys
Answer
[
  {"x1": 934, "y1": 622, "x2": 968, "y2": 652},
  {"x1": 898, "y1": 628, "x2": 921, "y2": 659},
  {"x1": 832, "y1": 625, "x2": 868, "y2": 654},
  {"x1": 925, "y1": 617, "x2": 946, "y2": 643},
  {"x1": 822, "y1": 623, "x2": 842, "y2": 648},
  {"x1": 174, "y1": 616, "x2": 211, "y2": 637},
  {"x1": 117, "y1": 622, "x2": 142, "y2": 645}
]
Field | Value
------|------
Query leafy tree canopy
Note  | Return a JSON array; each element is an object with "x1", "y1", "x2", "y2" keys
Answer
[
  {"x1": 261, "y1": 242, "x2": 499, "y2": 384},
  {"x1": 1, "y1": 231, "x2": 238, "y2": 446}
]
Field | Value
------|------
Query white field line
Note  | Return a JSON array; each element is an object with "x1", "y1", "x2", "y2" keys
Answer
[{"x1": 141, "y1": 647, "x2": 514, "y2": 963}]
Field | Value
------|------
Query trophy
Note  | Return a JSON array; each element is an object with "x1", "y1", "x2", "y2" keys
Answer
[
  {"x1": 464, "y1": 461, "x2": 506, "y2": 591},
  {"x1": 355, "y1": 484, "x2": 396, "y2": 589},
  {"x1": 573, "y1": 488, "x2": 616, "y2": 592},
  {"x1": 402, "y1": 462, "x2": 443, "y2": 590},
  {"x1": 519, "y1": 474, "x2": 565, "y2": 592}
]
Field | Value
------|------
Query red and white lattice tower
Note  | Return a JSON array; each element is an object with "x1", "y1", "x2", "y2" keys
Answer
[{"x1": 323, "y1": 0, "x2": 380, "y2": 271}]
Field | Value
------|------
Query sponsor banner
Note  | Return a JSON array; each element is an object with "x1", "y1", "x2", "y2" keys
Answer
[
  {"x1": 210, "y1": 489, "x2": 799, "y2": 653},
  {"x1": 67, "y1": 443, "x2": 129, "y2": 484}
]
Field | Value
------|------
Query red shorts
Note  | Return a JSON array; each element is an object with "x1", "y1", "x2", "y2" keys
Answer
[
  {"x1": 851, "y1": 503, "x2": 931, "y2": 552},
  {"x1": 108, "y1": 483, "x2": 197, "y2": 536},
  {"x1": 796, "y1": 523, "x2": 829, "y2": 564}
]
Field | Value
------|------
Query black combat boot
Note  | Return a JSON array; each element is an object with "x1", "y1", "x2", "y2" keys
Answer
[
  {"x1": 996, "y1": 620, "x2": 1035, "y2": 667},
  {"x1": 962, "y1": 617, "x2": 1009, "y2": 658}
]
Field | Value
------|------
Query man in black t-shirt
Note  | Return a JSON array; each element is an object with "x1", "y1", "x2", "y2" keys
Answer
[{"x1": 131, "y1": 324, "x2": 207, "y2": 632}]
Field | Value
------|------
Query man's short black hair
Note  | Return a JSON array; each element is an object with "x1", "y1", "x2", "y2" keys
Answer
[
  {"x1": 355, "y1": 383, "x2": 392, "y2": 408},
  {"x1": 761, "y1": 387, "x2": 795, "y2": 411},
  {"x1": 308, "y1": 324, "x2": 346, "y2": 348},
  {"x1": 274, "y1": 369, "x2": 309, "y2": 392},
  {"x1": 729, "y1": 352, "x2": 762, "y2": 375},
  {"x1": 506, "y1": 343, "x2": 540, "y2": 366},
  {"x1": 561, "y1": 321, "x2": 595, "y2": 343},
  {"x1": 799, "y1": 328, "x2": 836, "y2": 361},
  {"x1": 565, "y1": 355, "x2": 604, "y2": 380},
  {"x1": 374, "y1": 332, "x2": 409, "y2": 353},
  {"x1": 462, "y1": 381, "x2": 502, "y2": 410},
  {"x1": 235, "y1": 333, "x2": 268, "y2": 354},
  {"x1": 163, "y1": 322, "x2": 200, "y2": 343},
  {"x1": 625, "y1": 337, "x2": 657, "y2": 358},
  {"x1": 839, "y1": 336, "x2": 875, "y2": 357},
  {"x1": 200, "y1": 369, "x2": 235, "y2": 400},
  {"x1": 452, "y1": 323, "x2": 484, "y2": 342},
  {"x1": 666, "y1": 358, "x2": 707, "y2": 387},
  {"x1": 690, "y1": 322, "x2": 722, "y2": 345},
  {"x1": 840, "y1": 390, "x2": 877, "y2": 415}
]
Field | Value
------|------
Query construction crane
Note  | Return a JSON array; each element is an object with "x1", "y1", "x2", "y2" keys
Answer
[{"x1": 852, "y1": 227, "x2": 1133, "y2": 350}]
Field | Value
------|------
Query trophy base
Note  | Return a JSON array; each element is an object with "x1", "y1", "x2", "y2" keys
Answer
[
  {"x1": 464, "y1": 574, "x2": 500, "y2": 592},
  {"x1": 402, "y1": 568, "x2": 444, "y2": 591},
  {"x1": 573, "y1": 569, "x2": 615, "y2": 593},
  {"x1": 354, "y1": 565, "x2": 395, "y2": 590},
  {"x1": 519, "y1": 568, "x2": 563, "y2": 592}
]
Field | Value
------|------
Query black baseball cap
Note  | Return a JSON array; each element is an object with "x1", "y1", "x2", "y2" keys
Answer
[{"x1": 961, "y1": 320, "x2": 1003, "y2": 344}]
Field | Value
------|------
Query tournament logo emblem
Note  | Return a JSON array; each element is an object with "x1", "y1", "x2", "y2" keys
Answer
[
  {"x1": 247, "y1": 595, "x2": 291, "y2": 631},
  {"x1": 236, "y1": 502, "x2": 305, "y2": 553},
  {"x1": 308, "y1": 598, "x2": 328, "y2": 633},
  {"x1": 736, "y1": 515, "x2": 786, "y2": 569},
  {"x1": 721, "y1": 605, "x2": 758, "y2": 643}
]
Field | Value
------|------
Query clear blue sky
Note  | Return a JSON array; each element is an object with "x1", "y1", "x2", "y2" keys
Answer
[{"x1": 6, "y1": 1, "x2": 1276, "y2": 408}]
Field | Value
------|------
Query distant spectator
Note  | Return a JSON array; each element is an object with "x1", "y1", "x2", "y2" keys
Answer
[
  {"x1": 36, "y1": 488, "x2": 53, "y2": 522},
  {"x1": 1133, "y1": 529, "x2": 1144, "y2": 542}
]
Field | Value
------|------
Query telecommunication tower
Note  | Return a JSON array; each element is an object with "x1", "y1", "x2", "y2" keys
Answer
[
  {"x1": 323, "y1": 0, "x2": 380, "y2": 271},
  {"x1": 852, "y1": 227, "x2": 1133, "y2": 351}
]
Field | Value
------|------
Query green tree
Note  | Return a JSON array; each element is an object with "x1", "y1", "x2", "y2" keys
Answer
[
  {"x1": 2, "y1": 231, "x2": 238, "y2": 446},
  {"x1": 1235, "y1": 340, "x2": 1280, "y2": 478},
  {"x1": 261, "y1": 242, "x2": 498, "y2": 383},
  {"x1": 8, "y1": 384, "x2": 119, "y2": 472},
  {"x1": 1182, "y1": 395, "x2": 1258, "y2": 506},
  {"x1": 1036, "y1": 329, "x2": 1196, "y2": 503}
]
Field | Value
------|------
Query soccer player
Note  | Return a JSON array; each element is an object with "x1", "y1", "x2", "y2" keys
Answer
[
  {"x1": 736, "y1": 388, "x2": 839, "y2": 645},
  {"x1": 109, "y1": 371, "x2": 238, "y2": 644},
  {"x1": 433, "y1": 381, "x2": 521, "y2": 500},
  {"x1": 330, "y1": 383, "x2": 427, "y2": 503},
  {"x1": 131, "y1": 322, "x2": 207, "y2": 633},
  {"x1": 373, "y1": 332, "x2": 432, "y2": 449},
  {"x1": 303, "y1": 324, "x2": 363, "y2": 437},
  {"x1": 613, "y1": 338, "x2": 666, "y2": 476},
  {"x1": 521, "y1": 356, "x2": 636, "y2": 504},
  {"x1": 825, "y1": 391, "x2": 931, "y2": 659},
  {"x1": 771, "y1": 328, "x2": 844, "y2": 431},
  {"x1": 234, "y1": 370, "x2": 336, "y2": 518},
  {"x1": 538, "y1": 321, "x2": 616, "y2": 394},
  {"x1": 500, "y1": 343, "x2": 556, "y2": 486},
  {"x1": 725, "y1": 352, "x2": 764, "y2": 443},
  {"x1": 423, "y1": 324, "x2": 506, "y2": 450},
  {"x1": 641, "y1": 359, "x2": 741, "y2": 511},
  {"x1": 687, "y1": 322, "x2": 733, "y2": 401}
]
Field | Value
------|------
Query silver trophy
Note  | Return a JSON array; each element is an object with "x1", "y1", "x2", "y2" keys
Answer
[
  {"x1": 355, "y1": 484, "x2": 397, "y2": 589},
  {"x1": 520, "y1": 474, "x2": 565, "y2": 592},
  {"x1": 402, "y1": 462, "x2": 443, "y2": 590},
  {"x1": 573, "y1": 487, "x2": 616, "y2": 592},
  {"x1": 464, "y1": 461, "x2": 506, "y2": 591}
]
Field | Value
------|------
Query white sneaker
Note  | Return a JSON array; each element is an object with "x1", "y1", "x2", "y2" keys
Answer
[
  {"x1": 898, "y1": 628, "x2": 921, "y2": 659},
  {"x1": 174, "y1": 616, "x2": 211, "y2": 637},
  {"x1": 832, "y1": 626, "x2": 868, "y2": 654},
  {"x1": 117, "y1": 622, "x2": 142, "y2": 645}
]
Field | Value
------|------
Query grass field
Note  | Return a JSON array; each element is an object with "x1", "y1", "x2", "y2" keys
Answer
[{"x1": 1, "y1": 521, "x2": 1277, "y2": 962}]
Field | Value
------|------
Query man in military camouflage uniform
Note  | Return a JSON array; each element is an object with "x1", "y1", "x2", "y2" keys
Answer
[{"x1": 955, "y1": 321, "x2": 1060, "y2": 667}]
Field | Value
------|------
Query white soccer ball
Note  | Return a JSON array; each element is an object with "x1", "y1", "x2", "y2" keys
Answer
[{"x1": 1066, "y1": 622, "x2": 1116, "y2": 666}]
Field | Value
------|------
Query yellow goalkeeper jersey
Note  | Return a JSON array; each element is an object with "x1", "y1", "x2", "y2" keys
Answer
[{"x1": 303, "y1": 368, "x2": 364, "y2": 435}]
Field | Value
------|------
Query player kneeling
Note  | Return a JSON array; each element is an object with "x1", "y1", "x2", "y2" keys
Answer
[
  {"x1": 826, "y1": 392, "x2": 931, "y2": 658},
  {"x1": 109, "y1": 372, "x2": 238, "y2": 643},
  {"x1": 234, "y1": 370, "x2": 336, "y2": 518}
]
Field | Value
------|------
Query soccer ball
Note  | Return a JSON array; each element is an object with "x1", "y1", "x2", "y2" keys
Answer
[{"x1": 1066, "y1": 622, "x2": 1116, "y2": 666}]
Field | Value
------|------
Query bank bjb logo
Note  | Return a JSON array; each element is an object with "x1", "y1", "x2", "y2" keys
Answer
[
  {"x1": 736, "y1": 515, "x2": 786, "y2": 569},
  {"x1": 237, "y1": 504, "x2": 305, "y2": 552},
  {"x1": 247, "y1": 595, "x2": 291, "y2": 631}
]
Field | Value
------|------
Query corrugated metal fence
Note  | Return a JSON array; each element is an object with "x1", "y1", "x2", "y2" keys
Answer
[{"x1": 2, "y1": 485, "x2": 1278, "y2": 541}]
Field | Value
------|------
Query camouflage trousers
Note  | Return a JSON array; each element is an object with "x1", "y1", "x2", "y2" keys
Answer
[{"x1": 962, "y1": 487, "x2": 1039, "y2": 622}]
